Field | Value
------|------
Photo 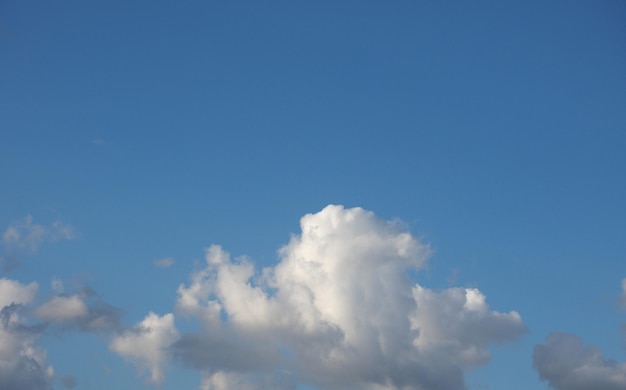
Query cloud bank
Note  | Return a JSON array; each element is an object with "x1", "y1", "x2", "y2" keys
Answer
[{"x1": 114, "y1": 205, "x2": 526, "y2": 389}]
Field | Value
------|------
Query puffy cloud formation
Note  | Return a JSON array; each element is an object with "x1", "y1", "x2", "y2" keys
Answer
[
  {"x1": 171, "y1": 205, "x2": 526, "y2": 389},
  {"x1": 1, "y1": 216, "x2": 74, "y2": 270},
  {"x1": 109, "y1": 312, "x2": 178, "y2": 385},
  {"x1": 533, "y1": 332, "x2": 626, "y2": 390},
  {"x1": 0, "y1": 279, "x2": 54, "y2": 390}
]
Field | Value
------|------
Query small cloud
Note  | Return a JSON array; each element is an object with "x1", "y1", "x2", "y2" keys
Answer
[
  {"x1": 35, "y1": 295, "x2": 89, "y2": 323},
  {"x1": 154, "y1": 257, "x2": 175, "y2": 268},
  {"x1": 109, "y1": 312, "x2": 178, "y2": 385},
  {"x1": 60, "y1": 375, "x2": 77, "y2": 389},
  {"x1": 51, "y1": 277, "x2": 64, "y2": 293},
  {"x1": 533, "y1": 332, "x2": 626, "y2": 390},
  {"x1": 91, "y1": 139, "x2": 105, "y2": 145}
]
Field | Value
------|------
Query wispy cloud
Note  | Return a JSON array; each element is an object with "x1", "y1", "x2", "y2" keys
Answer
[
  {"x1": 154, "y1": 257, "x2": 175, "y2": 268},
  {"x1": 1, "y1": 215, "x2": 75, "y2": 270},
  {"x1": 91, "y1": 138, "x2": 105, "y2": 145},
  {"x1": 60, "y1": 375, "x2": 77, "y2": 389}
]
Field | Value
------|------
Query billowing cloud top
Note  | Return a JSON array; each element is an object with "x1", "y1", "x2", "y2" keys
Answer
[{"x1": 159, "y1": 205, "x2": 525, "y2": 389}]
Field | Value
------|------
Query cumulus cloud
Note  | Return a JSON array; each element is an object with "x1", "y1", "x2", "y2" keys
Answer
[
  {"x1": 109, "y1": 312, "x2": 178, "y2": 385},
  {"x1": 1, "y1": 215, "x2": 75, "y2": 270},
  {"x1": 0, "y1": 279, "x2": 54, "y2": 390},
  {"x1": 533, "y1": 332, "x2": 626, "y2": 390},
  {"x1": 168, "y1": 205, "x2": 525, "y2": 389},
  {"x1": 154, "y1": 257, "x2": 175, "y2": 268}
]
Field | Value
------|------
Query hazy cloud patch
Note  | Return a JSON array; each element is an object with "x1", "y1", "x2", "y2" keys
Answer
[
  {"x1": 154, "y1": 257, "x2": 175, "y2": 268},
  {"x1": 60, "y1": 374, "x2": 76, "y2": 389},
  {"x1": 1, "y1": 216, "x2": 75, "y2": 271}
]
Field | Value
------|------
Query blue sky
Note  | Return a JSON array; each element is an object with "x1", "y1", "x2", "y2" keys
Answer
[{"x1": 1, "y1": 1, "x2": 625, "y2": 389}]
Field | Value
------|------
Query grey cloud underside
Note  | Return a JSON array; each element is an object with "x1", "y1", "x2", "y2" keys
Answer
[
  {"x1": 0, "y1": 358, "x2": 51, "y2": 390},
  {"x1": 0, "y1": 304, "x2": 52, "y2": 390},
  {"x1": 170, "y1": 333, "x2": 285, "y2": 372},
  {"x1": 34, "y1": 286, "x2": 123, "y2": 332},
  {"x1": 0, "y1": 277, "x2": 121, "y2": 390},
  {"x1": 533, "y1": 332, "x2": 626, "y2": 390}
]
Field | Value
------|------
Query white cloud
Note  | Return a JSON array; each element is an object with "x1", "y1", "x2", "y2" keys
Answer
[
  {"x1": 170, "y1": 205, "x2": 525, "y2": 389},
  {"x1": 533, "y1": 332, "x2": 626, "y2": 390},
  {"x1": 154, "y1": 257, "x2": 175, "y2": 268},
  {"x1": 91, "y1": 139, "x2": 105, "y2": 145},
  {"x1": 109, "y1": 312, "x2": 178, "y2": 385},
  {"x1": 0, "y1": 278, "x2": 38, "y2": 308},
  {"x1": 0, "y1": 279, "x2": 54, "y2": 390},
  {"x1": 35, "y1": 295, "x2": 89, "y2": 324}
]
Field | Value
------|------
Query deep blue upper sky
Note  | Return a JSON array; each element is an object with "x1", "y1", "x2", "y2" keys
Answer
[{"x1": 1, "y1": 2, "x2": 625, "y2": 390}]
